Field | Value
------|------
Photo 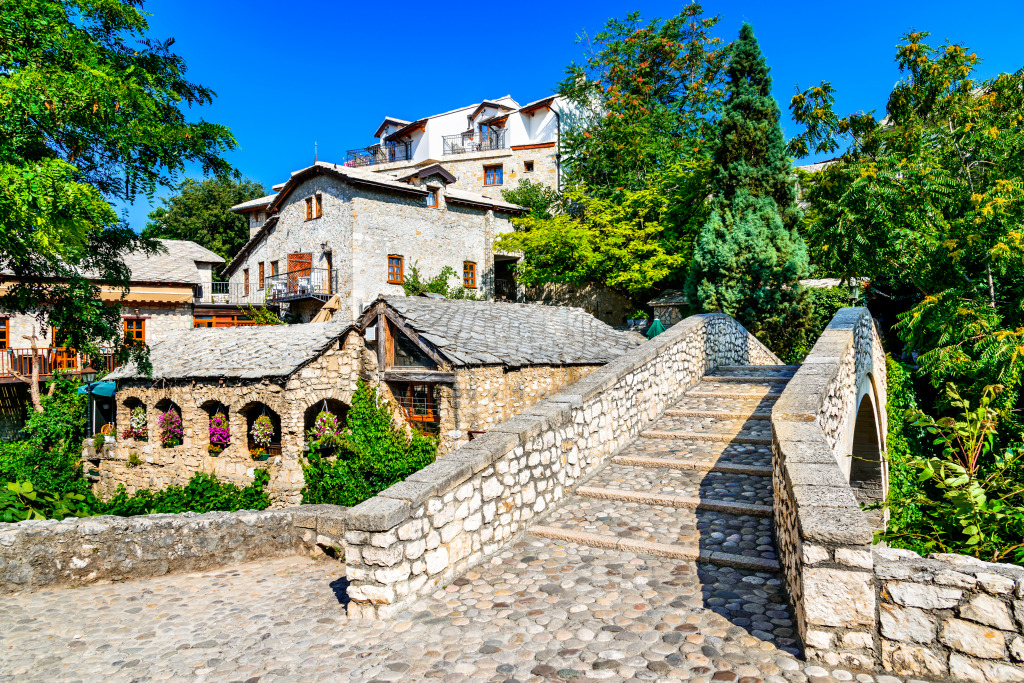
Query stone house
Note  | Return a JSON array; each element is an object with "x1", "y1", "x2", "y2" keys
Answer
[
  {"x1": 94, "y1": 297, "x2": 640, "y2": 504},
  {"x1": 344, "y1": 95, "x2": 565, "y2": 194},
  {"x1": 0, "y1": 239, "x2": 223, "y2": 438},
  {"x1": 223, "y1": 162, "x2": 527, "y2": 321}
]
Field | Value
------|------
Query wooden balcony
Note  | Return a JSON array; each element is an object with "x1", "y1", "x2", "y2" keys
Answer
[{"x1": 0, "y1": 347, "x2": 118, "y2": 384}]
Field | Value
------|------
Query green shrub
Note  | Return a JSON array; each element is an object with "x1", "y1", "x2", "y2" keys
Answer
[
  {"x1": 769, "y1": 286, "x2": 850, "y2": 363},
  {"x1": 0, "y1": 481, "x2": 93, "y2": 522},
  {"x1": 881, "y1": 356, "x2": 927, "y2": 546},
  {"x1": 301, "y1": 380, "x2": 437, "y2": 507},
  {"x1": 400, "y1": 261, "x2": 478, "y2": 300},
  {"x1": 100, "y1": 469, "x2": 271, "y2": 516}
]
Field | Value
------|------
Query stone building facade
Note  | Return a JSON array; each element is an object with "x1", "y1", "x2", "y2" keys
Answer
[
  {"x1": 96, "y1": 297, "x2": 640, "y2": 505},
  {"x1": 225, "y1": 163, "x2": 525, "y2": 321}
]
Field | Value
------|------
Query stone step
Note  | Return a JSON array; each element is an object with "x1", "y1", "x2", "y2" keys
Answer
[
  {"x1": 669, "y1": 394, "x2": 779, "y2": 415},
  {"x1": 532, "y1": 496, "x2": 780, "y2": 572},
  {"x1": 716, "y1": 365, "x2": 800, "y2": 372},
  {"x1": 614, "y1": 437, "x2": 772, "y2": 471},
  {"x1": 664, "y1": 409, "x2": 771, "y2": 420},
  {"x1": 643, "y1": 414, "x2": 773, "y2": 441},
  {"x1": 700, "y1": 375, "x2": 793, "y2": 384},
  {"x1": 584, "y1": 462, "x2": 773, "y2": 507},
  {"x1": 611, "y1": 454, "x2": 772, "y2": 477},
  {"x1": 685, "y1": 389, "x2": 784, "y2": 400},
  {"x1": 576, "y1": 486, "x2": 773, "y2": 518},
  {"x1": 640, "y1": 430, "x2": 773, "y2": 445}
]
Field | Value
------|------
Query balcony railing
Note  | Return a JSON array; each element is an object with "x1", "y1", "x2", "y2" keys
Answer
[
  {"x1": 194, "y1": 282, "x2": 268, "y2": 307},
  {"x1": 443, "y1": 129, "x2": 507, "y2": 155},
  {"x1": 345, "y1": 141, "x2": 412, "y2": 167},
  {"x1": 264, "y1": 267, "x2": 337, "y2": 303},
  {"x1": 0, "y1": 347, "x2": 118, "y2": 382}
]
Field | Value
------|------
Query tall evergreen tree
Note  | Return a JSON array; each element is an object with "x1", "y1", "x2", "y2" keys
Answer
[{"x1": 686, "y1": 23, "x2": 810, "y2": 359}]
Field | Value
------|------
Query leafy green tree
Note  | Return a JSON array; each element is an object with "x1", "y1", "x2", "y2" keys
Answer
[
  {"x1": 497, "y1": 160, "x2": 710, "y2": 298},
  {"x1": 400, "y1": 261, "x2": 478, "y2": 299},
  {"x1": 560, "y1": 5, "x2": 729, "y2": 194},
  {"x1": 686, "y1": 23, "x2": 810, "y2": 359},
  {"x1": 500, "y1": 179, "x2": 560, "y2": 220},
  {"x1": 0, "y1": 0, "x2": 237, "y2": 393},
  {"x1": 143, "y1": 177, "x2": 266, "y2": 277},
  {"x1": 789, "y1": 32, "x2": 1024, "y2": 415}
]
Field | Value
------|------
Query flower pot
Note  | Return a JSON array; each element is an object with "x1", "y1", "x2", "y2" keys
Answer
[{"x1": 254, "y1": 453, "x2": 269, "y2": 462}]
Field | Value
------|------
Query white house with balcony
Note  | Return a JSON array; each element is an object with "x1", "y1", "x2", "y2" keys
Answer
[{"x1": 345, "y1": 95, "x2": 566, "y2": 194}]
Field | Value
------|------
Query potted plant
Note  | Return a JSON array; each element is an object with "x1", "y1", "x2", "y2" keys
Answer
[
  {"x1": 627, "y1": 309, "x2": 650, "y2": 327},
  {"x1": 208, "y1": 412, "x2": 230, "y2": 456},
  {"x1": 121, "y1": 406, "x2": 148, "y2": 441},
  {"x1": 305, "y1": 410, "x2": 345, "y2": 458},
  {"x1": 158, "y1": 408, "x2": 183, "y2": 448},
  {"x1": 250, "y1": 414, "x2": 274, "y2": 461}
]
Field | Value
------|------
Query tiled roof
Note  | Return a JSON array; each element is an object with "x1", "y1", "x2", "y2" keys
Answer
[
  {"x1": 229, "y1": 194, "x2": 277, "y2": 212},
  {"x1": 381, "y1": 297, "x2": 641, "y2": 367},
  {"x1": 121, "y1": 239, "x2": 223, "y2": 284},
  {"x1": 106, "y1": 319, "x2": 353, "y2": 381}
]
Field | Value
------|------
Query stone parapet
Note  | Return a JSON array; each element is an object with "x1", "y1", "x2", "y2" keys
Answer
[
  {"x1": 343, "y1": 313, "x2": 782, "y2": 618},
  {"x1": 0, "y1": 505, "x2": 347, "y2": 592},
  {"x1": 875, "y1": 547, "x2": 1024, "y2": 682},
  {"x1": 772, "y1": 307, "x2": 886, "y2": 670}
]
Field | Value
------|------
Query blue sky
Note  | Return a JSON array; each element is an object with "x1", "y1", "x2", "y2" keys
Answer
[{"x1": 117, "y1": 0, "x2": 1024, "y2": 230}]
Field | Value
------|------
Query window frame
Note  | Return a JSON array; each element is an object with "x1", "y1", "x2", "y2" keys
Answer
[
  {"x1": 426, "y1": 189, "x2": 438, "y2": 208},
  {"x1": 387, "y1": 255, "x2": 404, "y2": 284},
  {"x1": 123, "y1": 317, "x2": 145, "y2": 344},
  {"x1": 270, "y1": 260, "x2": 279, "y2": 277},
  {"x1": 0, "y1": 317, "x2": 8, "y2": 350},
  {"x1": 402, "y1": 383, "x2": 437, "y2": 423},
  {"x1": 243, "y1": 268, "x2": 250, "y2": 296},
  {"x1": 315, "y1": 193, "x2": 323, "y2": 218},
  {"x1": 463, "y1": 261, "x2": 477, "y2": 289},
  {"x1": 258, "y1": 262, "x2": 265, "y2": 290},
  {"x1": 484, "y1": 164, "x2": 503, "y2": 186},
  {"x1": 305, "y1": 197, "x2": 313, "y2": 220},
  {"x1": 524, "y1": 160, "x2": 534, "y2": 172}
]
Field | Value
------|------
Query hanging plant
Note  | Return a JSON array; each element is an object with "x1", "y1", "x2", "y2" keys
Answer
[
  {"x1": 121, "y1": 406, "x2": 148, "y2": 441},
  {"x1": 305, "y1": 410, "x2": 345, "y2": 454},
  {"x1": 158, "y1": 408, "x2": 183, "y2": 448},
  {"x1": 208, "y1": 412, "x2": 230, "y2": 455},
  {"x1": 250, "y1": 414, "x2": 274, "y2": 460}
]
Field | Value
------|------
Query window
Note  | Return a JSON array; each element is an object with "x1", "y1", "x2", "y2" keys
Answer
[
  {"x1": 124, "y1": 318, "x2": 145, "y2": 344},
  {"x1": 524, "y1": 160, "x2": 534, "y2": 172},
  {"x1": 315, "y1": 193, "x2": 323, "y2": 218},
  {"x1": 463, "y1": 261, "x2": 476, "y2": 288},
  {"x1": 394, "y1": 383, "x2": 438, "y2": 426},
  {"x1": 271, "y1": 260, "x2": 279, "y2": 276},
  {"x1": 305, "y1": 197, "x2": 313, "y2": 220},
  {"x1": 0, "y1": 318, "x2": 7, "y2": 350},
  {"x1": 244, "y1": 268, "x2": 249, "y2": 296},
  {"x1": 426, "y1": 189, "x2": 438, "y2": 208},
  {"x1": 258, "y1": 262, "x2": 265, "y2": 289},
  {"x1": 484, "y1": 165, "x2": 503, "y2": 186},
  {"x1": 387, "y1": 255, "x2": 404, "y2": 284}
]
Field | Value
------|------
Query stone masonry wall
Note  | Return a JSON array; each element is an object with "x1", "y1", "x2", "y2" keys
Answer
[
  {"x1": 342, "y1": 313, "x2": 782, "y2": 619},
  {"x1": 0, "y1": 505, "x2": 347, "y2": 593},
  {"x1": 771, "y1": 307, "x2": 888, "y2": 670},
  {"x1": 368, "y1": 147, "x2": 559, "y2": 195},
  {"x1": 448, "y1": 364, "x2": 602, "y2": 452},
  {"x1": 874, "y1": 547, "x2": 1024, "y2": 682},
  {"x1": 99, "y1": 330, "x2": 367, "y2": 506}
]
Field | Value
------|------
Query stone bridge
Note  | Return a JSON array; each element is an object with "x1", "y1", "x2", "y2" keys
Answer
[{"x1": 3, "y1": 308, "x2": 1023, "y2": 682}]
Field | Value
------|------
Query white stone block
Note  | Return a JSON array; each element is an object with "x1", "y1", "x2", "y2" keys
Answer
[
  {"x1": 888, "y1": 581, "x2": 963, "y2": 609},
  {"x1": 960, "y1": 593, "x2": 1015, "y2": 630},
  {"x1": 941, "y1": 618, "x2": 1006, "y2": 659}
]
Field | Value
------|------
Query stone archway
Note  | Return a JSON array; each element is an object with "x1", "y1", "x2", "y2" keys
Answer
[{"x1": 847, "y1": 374, "x2": 888, "y2": 530}]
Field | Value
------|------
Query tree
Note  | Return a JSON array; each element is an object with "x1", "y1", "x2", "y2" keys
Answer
[
  {"x1": 400, "y1": 262, "x2": 478, "y2": 300},
  {"x1": 686, "y1": 23, "x2": 810, "y2": 359},
  {"x1": 500, "y1": 179, "x2": 560, "y2": 220},
  {"x1": 560, "y1": 5, "x2": 729, "y2": 194},
  {"x1": 497, "y1": 6, "x2": 729, "y2": 302},
  {"x1": 0, "y1": 0, "x2": 238, "y2": 405},
  {"x1": 789, "y1": 32, "x2": 1024, "y2": 416},
  {"x1": 143, "y1": 177, "x2": 266, "y2": 277}
]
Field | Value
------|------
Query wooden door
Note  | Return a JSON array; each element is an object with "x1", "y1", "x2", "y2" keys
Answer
[{"x1": 288, "y1": 252, "x2": 312, "y2": 294}]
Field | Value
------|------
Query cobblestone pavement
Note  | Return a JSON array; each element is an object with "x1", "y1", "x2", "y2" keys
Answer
[{"x1": 1, "y1": 544, "x2": 896, "y2": 683}]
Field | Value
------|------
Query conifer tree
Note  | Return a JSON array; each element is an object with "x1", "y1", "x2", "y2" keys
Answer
[{"x1": 686, "y1": 23, "x2": 810, "y2": 359}]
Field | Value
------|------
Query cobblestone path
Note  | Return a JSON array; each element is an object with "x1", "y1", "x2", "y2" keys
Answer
[
  {"x1": 1, "y1": 365, "x2": 909, "y2": 682},
  {"x1": 533, "y1": 366, "x2": 793, "y2": 574}
]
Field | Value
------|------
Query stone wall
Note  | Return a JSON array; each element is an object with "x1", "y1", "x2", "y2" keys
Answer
[
  {"x1": 4, "y1": 304, "x2": 192, "y2": 348},
  {"x1": 368, "y1": 146, "x2": 559, "y2": 195},
  {"x1": 342, "y1": 313, "x2": 782, "y2": 618},
  {"x1": 448, "y1": 364, "x2": 602, "y2": 453},
  {"x1": 874, "y1": 547, "x2": 1024, "y2": 682},
  {"x1": 526, "y1": 282, "x2": 636, "y2": 326},
  {"x1": 0, "y1": 505, "x2": 347, "y2": 593},
  {"x1": 771, "y1": 307, "x2": 888, "y2": 670},
  {"x1": 98, "y1": 330, "x2": 368, "y2": 505}
]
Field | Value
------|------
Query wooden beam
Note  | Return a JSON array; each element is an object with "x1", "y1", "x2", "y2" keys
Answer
[
  {"x1": 376, "y1": 307, "x2": 386, "y2": 375},
  {"x1": 383, "y1": 370, "x2": 456, "y2": 383},
  {"x1": 381, "y1": 306, "x2": 450, "y2": 369}
]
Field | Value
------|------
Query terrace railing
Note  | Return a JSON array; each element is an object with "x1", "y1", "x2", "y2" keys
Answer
[
  {"x1": 264, "y1": 267, "x2": 337, "y2": 303},
  {"x1": 442, "y1": 129, "x2": 507, "y2": 155},
  {"x1": 0, "y1": 347, "x2": 118, "y2": 382},
  {"x1": 345, "y1": 141, "x2": 412, "y2": 167}
]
